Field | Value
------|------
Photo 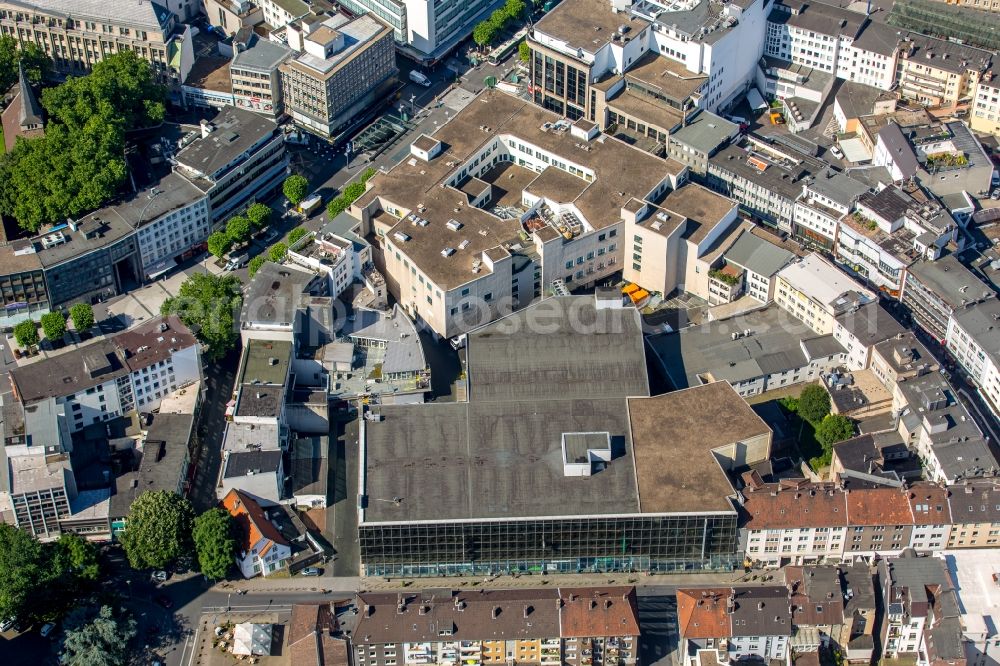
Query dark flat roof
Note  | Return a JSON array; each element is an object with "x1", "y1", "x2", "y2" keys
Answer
[
  {"x1": 175, "y1": 105, "x2": 278, "y2": 178},
  {"x1": 11, "y1": 340, "x2": 127, "y2": 402}
]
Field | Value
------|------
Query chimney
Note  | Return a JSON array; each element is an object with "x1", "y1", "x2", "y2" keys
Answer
[
  {"x1": 758, "y1": 601, "x2": 765, "y2": 611},
  {"x1": 605, "y1": 599, "x2": 613, "y2": 609},
  {"x1": 419, "y1": 605, "x2": 430, "y2": 615},
  {"x1": 492, "y1": 606, "x2": 501, "y2": 619},
  {"x1": 524, "y1": 605, "x2": 533, "y2": 618},
  {"x1": 590, "y1": 600, "x2": 598, "y2": 610},
  {"x1": 365, "y1": 604, "x2": 373, "y2": 617}
]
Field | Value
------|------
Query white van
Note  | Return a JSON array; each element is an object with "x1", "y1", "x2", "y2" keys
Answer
[
  {"x1": 409, "y1": 70, "x2": 431, "y2": 87},
  {"x1": 225, "y1": 254, "x2": 249, "y2": 271}
]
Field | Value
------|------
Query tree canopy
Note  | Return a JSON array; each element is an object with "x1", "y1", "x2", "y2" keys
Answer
[
  {"x1": 0, "y1": 51, "x2": 165, "y2": 232},
  {"x1": 798, "y1": 384, "x2": 831, "y2": 425},
  {"x1": 0, "y1": 36, "x2": 52, "y2": 90},
  {"x1": 60, "y1": 605, "x2": 137, "y2": 666},
  {"x1": 40, "y1": 311, "x2": 66, "y2": 340},
  {"x1": 326, "y1": 167, "x2": 376, "y2": 218},
  {"x1": 69, "y1": 303, "x2": 96, "y2": 332},
  {"x1": 225, "y1": 216, "x2": 251, "y2": 245},
  {"x1": 815, "y1": 414, "x2": 855, "y2": 449},
  {"x1": 288, "y1": 227, "x2": 308, "y2": 245},
  {"x1": 193, "y1": 508, "x2": 237, "y2": 580},
  {"x1": 161, "y1": 273, "x2": 242, "y2": 361},
  {"x1": 0, "y1": 524, "x2": 46, "y2": 622},
  {"x1": 207, "y1": 231, "x2": 233, "y2": 259},
  {"x1": 268, "y1": 242, "x2": 288, "y2": 263},
  {"x1": 246, "y1": 202, "x2": 272, "y2": 229},
  {"x1": 12, "y1": 319, "x2": 38, "y2": 348},
  {"x1": 283, "y1": 174, "x2": 309, "y2": 205},
  {"x1": 248, "y1": 255, "x2": 266, "y2": 278},
  {"x1": 473, "y1": 0, "x2": 526, "y2": 46},
  {"x1": 119, "y1": 491, "x2": 195, "y2": 570}
]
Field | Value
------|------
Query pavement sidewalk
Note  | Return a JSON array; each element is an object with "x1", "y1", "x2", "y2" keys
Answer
[{"x1": 214, "y1": 568, "x2": 769, "y2": 595}]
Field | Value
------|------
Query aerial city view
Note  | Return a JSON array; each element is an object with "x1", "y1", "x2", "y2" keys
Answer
[{"x1": 1, "y1": 0, "x2": 1000, "y2": 663}]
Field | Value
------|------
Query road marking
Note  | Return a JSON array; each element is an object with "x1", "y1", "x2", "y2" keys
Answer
[
  {"x1": 185, "y1": 624, "x2": 200, "y2": 666},
  {"x1": 202, "y1": 604, "x2": 294, "y2": 612}
]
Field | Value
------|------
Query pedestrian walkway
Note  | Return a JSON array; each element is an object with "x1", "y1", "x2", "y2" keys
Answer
[{"x1": 213, "y1": 568, "x2": 769, "y2": 596}]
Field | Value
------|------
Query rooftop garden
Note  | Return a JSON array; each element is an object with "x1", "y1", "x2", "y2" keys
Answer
[
  {"x1": 709, "y1": 267, "x2": 741, "y2": 286},
  {"x1": 851, "y1": 212, "x2": 878, "y2": 232},
  {"x1": 925, "y1": 152, "x2": 968, "y2": 168}
]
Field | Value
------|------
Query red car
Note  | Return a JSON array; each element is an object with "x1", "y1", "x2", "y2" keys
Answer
[{"x1": 154, "y1": 595, "x2": 174, "y2": 609}]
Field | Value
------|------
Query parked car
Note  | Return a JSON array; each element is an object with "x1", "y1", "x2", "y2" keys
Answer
[
  {"x1": 301, "y1": 567, "x2": 323, "y2": 576},
  {"x1": 154, "y1": 595, "x2": 174, "y2": 609},
  {"x1": 0, "y1": 617, "x2": 15, "y2": 632},
  {"x1": 224, "y1": 253, "x2": 249, "y2": 271},
  {"x1": 830, "y1": 145, "x2": 844, "y2": 159},
  {"x1": 261, "y1": 229, "x2": 281, "y2": 244},
  {"x1": 409, "y1": 70, "x2": 431, "y2": 87},
  {"x1": 39, "y1": 622, "x2": 56, "y2": 638},
  {"x1": 151, "y1": 570, "x2": 168, "y2": 583}
]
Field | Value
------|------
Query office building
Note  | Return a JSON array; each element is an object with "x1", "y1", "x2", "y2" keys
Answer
[
  {"x1": 257, "y1": 0, "x2": 309, "y2": 28},
  {"x1": 202, "y1": 0, "x2": 263, "y2": 36},
  {"x1": 717, "y1": 228, "x2": 795, "y2": 302},
  {"x1": 946, "y1": 298, "x2": 1000, "y2": 417},
  {"x1": 0, "y1": 0, "x2": 194, "y2": 86},
  {"x1": 279, "y1": 13, "x2": 396, "y2": 138},
  {"x1": 174, "y1": 105, "x2": 288, "y2": 223},
  {"x1": 665, "y1": 111, "x2": 739, "y2": 174},
  {"x1": 2, "y1": 445, "x2": 75, "y2": 539},
  {"x1": 350, "y1": 89, "x2": 683, "y2": 340},
  {"x1": 352, "y1": 587, "x2": 641, "y2": 666},
  {"x1": 359, "y1": 295, "x2": 771, "y2": 576},
  {"x1": 902, "y1": 254, "x2": 994, "y2": 343},
  {"x1": 230, "y1": 36, "x2": 292, "y2": 117},
  {"x1": 774, "y1": 253, "x2": 876, "y2": 335},
  {"x1": 0, "y1": 240, "x2": 50, "y2": 327}
]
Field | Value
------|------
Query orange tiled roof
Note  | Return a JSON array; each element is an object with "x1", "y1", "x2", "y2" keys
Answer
[
  {"x1": 222, "y1": 488, "x2": 289, "y2": 553},
  {"x1": 846, "y1": 488, "x2": 914, "y2": 526},
  {"x1": 559, "y1": 587, "x2": 640, "y2": 638},
  {"x1": 742, "y1": 483, "x2": 848, "y2": 530},
  {"x1": 677, "y1": 588, "x2": 731, "y2": 639},
  {"x1": 905, "y1": 483, "x2": 952, "y2": 525}
]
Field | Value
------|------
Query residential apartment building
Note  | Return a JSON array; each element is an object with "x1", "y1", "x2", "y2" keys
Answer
[
  {"x1": 0, "y1": 0, "x2": 194, "y2": 86},
  {"x1": 929, "y1": 0, "x2": 1000, "y2": 10},
  {"x1": 764, "y1": 0, "x2": 866, "y2": 78},
  {"x1": 835, "y1": 184, "x2": 955, "y2": 298},
  {"x1": 705, "y1": 134, "x2": 827, "y2": 233},
  {"x1": 8, "y1": 315, "x2": 202, "y2": 437},
  {"x1": 676, "y1": 585, "x2": 792, "y2": 666},
  {"x1": 970, "y1": 71, "x2": 1000, "y2": 136},
  {"x1": 351, "y1": 587, "x2": 641, "y2": 666},
  {"x1": 879, "y1": 551, "x2": 966, "y2": 666},
  {"x1": 793, "y1": 171, "x2": 869, "y2": 250},
  {"x1": 716, "y1": 228, "x2": 795, "y2": 303},
  {"x1": 902, "y1": 254, "x2": 994, "y2": 343},
  {"x1": 832, "y1": 302, "x2": 906, "y2": 371},
  {"x1": 258, "y1": 0, "x2": 309, "y2": 28},
  {"x1": 2, "y1": 445, "x2": 74, "y2": 540},
  {"x1": 895, "y1": 34, "x2": 992, "y2": 108},
  {"x1": 174, "y1": 106, "x2": 288, "y2": 223},
  {"x1": 230, "y1": 36, "x2": 292, "y2": 117},
  {"x1": 946, "y1": 298, "x2": 1000, "y2": 416},
  {"x1": 946, "y1": 479, "x2": 1000, "y2": 548},
  {"x1": 774, "y1": 253, "x2": 876, "y2": 335},
  {"x1": 279, "y1": 13, "x2": 396, "y2": 138},
  {"x1": 349, "y1": 90, "x2": 682, "y2": 340},
  {"x1": 222, "y1": 488, "x2": 292, "y2": 578}
]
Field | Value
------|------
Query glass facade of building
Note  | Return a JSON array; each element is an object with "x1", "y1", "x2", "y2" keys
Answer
[{"x1": 360, "y1": 514, "x2": 740, "y2": 576}]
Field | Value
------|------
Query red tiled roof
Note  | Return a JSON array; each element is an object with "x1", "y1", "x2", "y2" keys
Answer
[
  {"x1": 846, "y1": 488, "x2": 913, "y2": 526},
  {"x1": 222, "y1": 488, "x2": 289, "y2": 553},
  {"x1": 742, "y1": 483, "x2": 848, "y2": 529},
  {"x1": 677, "y1": 588, "x2": 731, "y2": 639},
  {"x1": 905, "y1": 483, "x2": 952, "y2": 525},
  {"x1": 559, "y1": 587, "x2": 640, "y2": 638}
]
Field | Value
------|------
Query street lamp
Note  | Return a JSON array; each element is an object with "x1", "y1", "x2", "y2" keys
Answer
[
  {"x1": 399, "y1": 103, "x2": 406, "y2": 122},
  {"x1": 410, "y1": 94, "x2": 417, "y2": 116},
  {"x1": 345, "y1": 141, "x2": 353, "y2": 170}
]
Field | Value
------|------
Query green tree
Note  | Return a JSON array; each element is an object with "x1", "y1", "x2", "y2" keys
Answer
[
  {"x1": 225, "y1": 216, "x2": 251, "y2": 245},
  {"x1": 268, "y1": 242, "x2": 288, "y2": 262},
  {"x1": 119, "y1": 491, "x2": 195, "y2": 570},
  {"x1": 40, "y1": 310, "x2": 66, "y2": 340},
  {"x1": 192, "y1": 508, "x2": 237, "y2": 580},
  {"x1": 50, "y1": 534, "x2": 100, "y2": 582},
  {"x1": 0, "y1": 36, "x2": 52, "y2": 89},
  {"x1": 288, "y1": 227, "x2": 308, "y2": 245},
  {"x1": 161, "y1": 273, "x2": 241, "y2": 361},
  {"x1": 248, "y1": 255, "x2": 266, "y2": 278},
  {"x1": 12, "y1": 319, "x2": 38, "y2": 348},
  {"x1": 504, "y1": 0, "x2": 526, "y2": 21},
  {"x1": 0, "y1": 523, "x2": 46, "y2": 622},
  {"x1": 283, "y1": 174, "x2": 309, "y2": 205},
  {"x1": 207, "y1": 230, "x2": 233, "y2": 259},
  {"x1": 246, "y1": 202, "x2": 272, "y2": 229},
  {"x1": 69, "y1": 302, "x2": 95, "y2": 332},
  {"x1": 798, "y1": 384, "x2": 831, "y2": 425},
  {"x1": 473, "y1": 19, "x2": 499, "y2": 47},
  {"x1": 519, "y1": 41, "x2": 530, "y2": 62},
  {"x1": 815, "y1": 414, "x2": 855, "y2": 449},
  {"x1": 60, "y1": 605, "x2": 136, "y2": 666}
]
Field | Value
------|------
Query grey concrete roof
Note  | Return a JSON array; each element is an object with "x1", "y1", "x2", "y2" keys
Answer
[
  {"x1": 33, "y1": 210, "x2": 137, "y2": 268},
  {"x1": 363, "y1": 296, "x2": 653, "y2": 523},
  {"x1": 852, "y1": 19, "x2": 899, "y2": 57},
  {"x1": 801, "y1": 334, "x2": 845, "y2": 359},
  {"x1": 806, "y1": 170, "x2": 870, "y2": 208},
  {"x1": 111, "y1": 413, "x2": 192, "y2": 517},
  {"x1": 344, "y1": 305, "x2": 425, "y2": 376},
  {"x1": 175, "y1": 106, "x2": 279, "y2": 178},
  {"x1": 10, "y1": 339, "x2": 127, "y2": 402},
  {"x1": 952, "y1": 297, "x2": 1000, "y2": 366},
  {"x1": 834, "y1": 302, "x2": 906, "y2": 346},
  {"x1": 948, "y1": 479, "x2": 1000, "y2": 523},
  {"x1": 668, "y1": 111, "x2": 738, "y2": 154},
  {"x1": 878, "y1": 123, "x2": 919, "y2": 179},
  {"x1": 239, "y1": 339, "x2": 292, "y2": 386},
  {"x1": 231, "y1": 36, "x2": 293, "y2": 72},
  {"x1": 223, "y1": 449, "x2": 283, "y2": 478},
  {"x1": 648, "y1": 304, "x2": 845, "y2": 388},
  {"x1": 907, "y1": 254, "x2": 994, "y2": 310},
  {"x1": 709, "y1": 138, "x2": 826, "y2": 202},
  {"x1": 242, "y1": 262, "x2": 317, "y2": 327},
  {"x1": 235, "y1": 385, "x2": 284, "y2": 418},
  {"x1": 723, "y1": 230, "x2": 794, "y2": 278},
  {"x1": 115, "y1": 173, "x2": 208, "y2": 228},
  {"x1": 533, "y1": 0, "x2": 649, "y2": 54},
  {"x1": 290, "y1": 435, "x2": 328, "y2": 498},
  {"x1": 5, "y1": 0, "x2": 175, "y2": 29}
]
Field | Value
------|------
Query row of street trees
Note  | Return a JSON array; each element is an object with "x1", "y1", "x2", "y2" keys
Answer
[
  {"x1": 207, "y1": 202, "x2": 273, "y2": 259},
  {"x1": 473, "y1": 0, "x2": 527, "y2": 47},
  {"x1": 11, "y1": 303, "x2": 95, "y2": 349}
]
